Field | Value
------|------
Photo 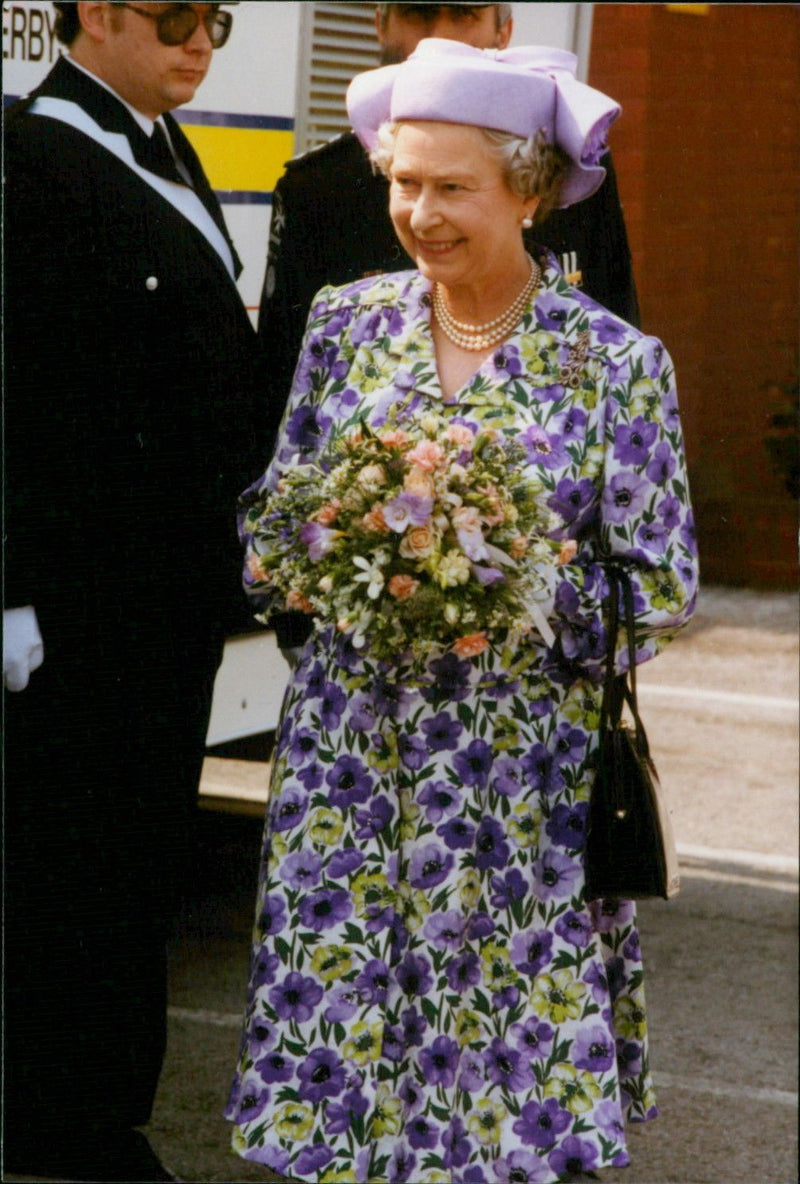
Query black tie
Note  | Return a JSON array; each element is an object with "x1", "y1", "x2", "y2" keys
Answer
[{"x1": 138, "y1": 122, "x2": 187, "y2": 186}]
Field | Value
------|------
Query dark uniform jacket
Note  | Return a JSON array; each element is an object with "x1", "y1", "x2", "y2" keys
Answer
[
  {"x1": 3, "y1": 57, "x2": 264, "y2": 1144},
  {"x1": 5, "y1": 57, "x2": 263, "y2": 638},
  {"x1": 258, "y1": 130, "x2": 639, "y2": 648}
]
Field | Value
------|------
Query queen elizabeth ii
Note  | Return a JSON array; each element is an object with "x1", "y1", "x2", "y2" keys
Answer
[{"x1": 227, "y1": 38, "x2": 699, "y2": 1184}]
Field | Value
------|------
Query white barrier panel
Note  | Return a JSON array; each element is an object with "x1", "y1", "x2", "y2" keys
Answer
[{"x1": 206, "y1": 631, "x2": 290, "y2": 745}]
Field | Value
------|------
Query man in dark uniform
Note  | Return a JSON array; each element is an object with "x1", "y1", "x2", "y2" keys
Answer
[
  {"x1": 2, "y1": 4, "x2": 261, "y2": 1179},
  {"x1": 258, "y1": 1, "x2": 639, "y2": 653}
]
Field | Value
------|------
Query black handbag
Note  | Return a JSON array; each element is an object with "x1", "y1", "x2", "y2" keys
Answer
[{"x1": 584, "y1": 564, "x2": 681, "y2": 902}]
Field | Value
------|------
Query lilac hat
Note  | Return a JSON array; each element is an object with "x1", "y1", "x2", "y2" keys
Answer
[{"x1": 346, "y1": 38, "x2": 621, "y2": 208}]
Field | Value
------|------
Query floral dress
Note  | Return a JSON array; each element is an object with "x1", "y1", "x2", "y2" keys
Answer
[{"x1": 225, "y1": 255, "x2": 699, "y2": 1184}]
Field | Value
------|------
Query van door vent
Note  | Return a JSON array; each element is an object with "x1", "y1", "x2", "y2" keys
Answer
[{"x1": 295, "y1": 2, "x2": 381, "y2": 153}]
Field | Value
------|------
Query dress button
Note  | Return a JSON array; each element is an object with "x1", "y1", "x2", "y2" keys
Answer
[{"x1": 145, "y1": 276, "x2": 159, "y2": 291}]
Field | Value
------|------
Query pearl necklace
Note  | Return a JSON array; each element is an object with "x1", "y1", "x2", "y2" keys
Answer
[{"x1": 432, "y1": 255, "x2": 541, "y2": 351}]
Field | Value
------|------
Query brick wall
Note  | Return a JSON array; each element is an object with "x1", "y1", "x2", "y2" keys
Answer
[{"x1": 589, "y1": 4, "x2": 799, "y2": 588}]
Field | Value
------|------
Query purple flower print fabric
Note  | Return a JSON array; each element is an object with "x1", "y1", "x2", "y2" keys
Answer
[{"x1": 226, "y1": 255, "x2": 699, "y2": 1183}]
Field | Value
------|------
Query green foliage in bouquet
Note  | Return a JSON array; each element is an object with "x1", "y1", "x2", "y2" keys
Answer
[{"x1": 242, "y1": 409, "x2": 563, "y2": 665}]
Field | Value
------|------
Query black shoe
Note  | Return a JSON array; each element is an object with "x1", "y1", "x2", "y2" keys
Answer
[
  {"x1": 4, "y1": 1129, "x2": 180, "y2": 1182},
  {"x1": 112, "y1": 1130, "x2": 182, "y2": 1183}
]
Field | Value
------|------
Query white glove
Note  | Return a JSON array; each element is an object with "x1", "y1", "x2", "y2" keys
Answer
[{"x1": 3, "y1": 606, "x2": 44, "y2": 691}]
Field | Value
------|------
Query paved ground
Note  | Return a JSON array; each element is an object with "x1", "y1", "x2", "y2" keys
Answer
[
  {"x1": 5, "y1": 584, "x2": 798, "y2": 1184},
  {"x1": 635, "y1": 585, "x2": 797, "y2": 863},
  {"x1": 148, "y1": 831, "x2": 798, "y2": 1184}
]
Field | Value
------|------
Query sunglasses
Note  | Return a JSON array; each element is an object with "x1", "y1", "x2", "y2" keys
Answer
[{"x1": 119, "y1": 4, "x2": 233, "y2": 48}]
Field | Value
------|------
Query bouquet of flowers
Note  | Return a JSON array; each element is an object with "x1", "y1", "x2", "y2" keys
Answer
[{"x1": 242, "y1": 409, "x2": 569, "y2": 666}]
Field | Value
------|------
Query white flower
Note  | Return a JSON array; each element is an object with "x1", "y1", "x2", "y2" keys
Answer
[
  {"x1": 350, "y1": 605, "x2": 375, "y2": 649},
  {"x1": 485, "y1": 543, "x2": 518, "y2": 569},
  {"x1": 352, "y1": 555, "x2": 386, "y2": 600}
]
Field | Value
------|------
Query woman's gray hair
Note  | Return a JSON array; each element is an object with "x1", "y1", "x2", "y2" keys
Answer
[{"x1": 370, "y1": 120, "x2": 569, "y2": 224}]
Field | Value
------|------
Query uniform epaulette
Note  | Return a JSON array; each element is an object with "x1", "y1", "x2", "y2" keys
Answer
[{"x1": 283, "y1": 131, "x2": 358, "y2": 173}]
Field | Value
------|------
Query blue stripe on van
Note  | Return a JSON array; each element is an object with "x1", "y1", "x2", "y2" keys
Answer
[{"x1": 3, "y1": 93, "x2": 293, "y2": 133}]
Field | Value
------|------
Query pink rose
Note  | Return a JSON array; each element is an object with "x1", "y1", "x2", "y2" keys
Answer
[
  {"x1": 445, "y1": 424, "x2": 475, "y2": 447},
  {"x1": 378, "y1": 429, "x2": 410, "y2": 449},
  {"x1": 246, "y1": 553, "x2": 270, "y2": 582},
  {"x1": 361, "y1": 505, "x2": 389, "y2": 533},
  {"x1": 286, "y1": 589, "x2": 314, "y2": 613},
  {"x1": 452, "y1": 632, "x2": 489, "y2": 658},
  {"x1": 557, "y1": 539, "x2": 579, "y2": 565},
  {"x1": 404, "y1": 466, "x2": 435, "y2": 498},
  {"x1": 405, "y1": 440, "x2": 445, "y2": 471},
  {"x1": 315, "y1": 499, "x2": 341, "y2": 526},
  {"x1": 399, "y1": 524, "x2": 435, "y2": 559},
  {"x1": 387, "y1": 574, "x2": 420, "y2": 601}
]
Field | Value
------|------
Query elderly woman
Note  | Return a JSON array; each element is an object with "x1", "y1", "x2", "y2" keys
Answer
[{"x1": 226, "y1": 39, "x2": 698, "y2": 1184}]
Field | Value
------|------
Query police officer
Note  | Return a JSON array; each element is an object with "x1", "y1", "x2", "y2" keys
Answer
[
  {"x1": 3, "y1": 4, "x2": 259, "y2": 1179},
  {"x1": 258, "y1": 2, "x2": 640, "y2": 654}
]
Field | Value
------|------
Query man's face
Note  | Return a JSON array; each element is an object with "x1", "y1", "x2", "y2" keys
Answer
[
  {"x1": 87, "y1": 2, "x2": 217, "y2": 118},
  {"x1": 377, "y1": 4, "x2": 512, "y2": 65}
]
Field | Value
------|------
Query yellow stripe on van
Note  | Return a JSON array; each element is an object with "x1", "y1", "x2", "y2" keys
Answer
[{"x1": 181, "y1": 125, "x2": 295, "y2": 194}]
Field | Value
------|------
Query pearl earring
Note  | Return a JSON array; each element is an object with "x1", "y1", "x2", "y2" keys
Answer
[{"x1": 522, "y1": 216, "x2": 533, "y2": 229}]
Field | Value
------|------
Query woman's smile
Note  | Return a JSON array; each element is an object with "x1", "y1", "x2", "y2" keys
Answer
[{"x1": 415, "y1": 238, "x2": 464, "y2": 256}]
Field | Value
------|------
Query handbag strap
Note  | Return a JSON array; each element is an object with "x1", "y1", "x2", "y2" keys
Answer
[
  {"x1": 602, "y1": 564, "x2": 652, "y2": 760},
  {"x1": 600, "y1": 566, "x2": 623, "y2": 733}
]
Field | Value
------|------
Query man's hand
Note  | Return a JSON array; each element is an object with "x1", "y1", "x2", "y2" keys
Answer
[{"x1": 3, "y1": 606, "x2": 44, "y2": 691}]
